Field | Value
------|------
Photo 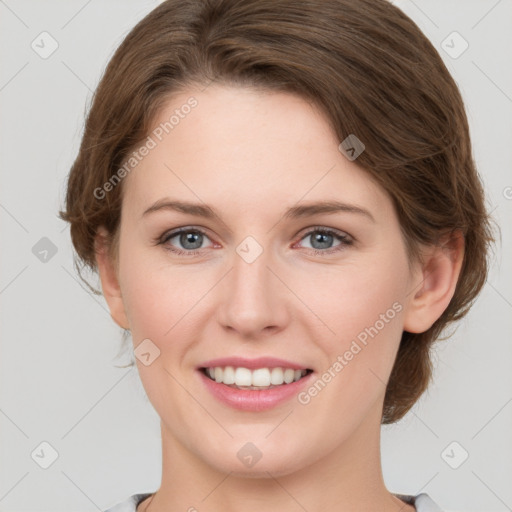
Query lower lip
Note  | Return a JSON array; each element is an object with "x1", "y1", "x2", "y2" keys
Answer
[{"x1": 198, "y1": 370, "x2": 314, "y2": 411}]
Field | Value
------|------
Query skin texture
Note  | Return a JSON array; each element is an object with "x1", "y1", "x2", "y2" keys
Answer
[{"x1": 95, "y1": 85, "x2": 463, "y2": 512}]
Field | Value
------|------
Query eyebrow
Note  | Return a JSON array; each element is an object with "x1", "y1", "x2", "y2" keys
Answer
[{"x1": 141, "y1": 199, "x2": 375, "y2": 223}]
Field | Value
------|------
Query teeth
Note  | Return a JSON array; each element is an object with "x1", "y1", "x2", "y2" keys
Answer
[
  {"x1": 203, "y1": 366, "x2": 308, "y2": 388},
  {"x1": 252, "y1": 368, "x2": 270, "y2": 387},
  {"x1": 234, "y1": 367, "x2": 252, "y2": 386},
  {"x1": 223, "y1": 366, "x2": 235, "y2": 384},
  {"x1": 270, "y1": 367, "x2": 284, "y2": 385},
  {"x1": 283, "y1": 368, "x2": 295, "y2": 384}
]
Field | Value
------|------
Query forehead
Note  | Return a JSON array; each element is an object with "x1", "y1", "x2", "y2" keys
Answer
[{"x1": 121, "y1": 85, "x2": 391, "y2": 221}]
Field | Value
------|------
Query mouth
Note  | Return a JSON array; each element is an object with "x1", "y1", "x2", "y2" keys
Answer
[
  {"x1": 197, "y1": 357, "x2": 315, "y2": 411},
  {"x1": 200, "y1": 366, "x2": 314, "y2": 390}
]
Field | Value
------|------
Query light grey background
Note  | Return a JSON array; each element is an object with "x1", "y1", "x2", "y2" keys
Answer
[{"x1": 0, "y1": 1, "x2": 511, "y2": 511}]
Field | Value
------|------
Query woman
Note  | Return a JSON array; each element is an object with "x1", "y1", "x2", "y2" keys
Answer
[{"x1": 59, "y1": 0, "x2": 494, "y2": 510}]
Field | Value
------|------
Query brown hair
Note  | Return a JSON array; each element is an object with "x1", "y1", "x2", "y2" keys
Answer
[{"x1": 59, "y1": 0, "x2": 495, "y2": 423}]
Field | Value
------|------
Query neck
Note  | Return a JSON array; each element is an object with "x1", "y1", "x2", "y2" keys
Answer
[{"x1": 142, "y1": 405, "x2": 414, "y2": 512}]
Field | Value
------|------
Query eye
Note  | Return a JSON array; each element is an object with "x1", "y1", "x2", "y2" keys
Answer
[
  {"x1": 158, "y1": 227, "x2": 213, "y2": 256},
  {"x1": 156, "y1": 226, "x2": 353, "y2": 257},
  {"x1": 295, "y1": 227, "x2": 353, "y2": 255}
]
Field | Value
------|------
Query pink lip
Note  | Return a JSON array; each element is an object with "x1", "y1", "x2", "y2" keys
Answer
[
  {"x1": 198, "y1": 356, "x2": 310, "y2": 370},
  {"x1": 198, "y1": 369, "x2": 314, "y2": 412}
]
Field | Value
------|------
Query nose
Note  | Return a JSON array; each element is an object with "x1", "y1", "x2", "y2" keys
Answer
[{"x1": 216, "y1": 241, "x2": 291, "y2": 339}]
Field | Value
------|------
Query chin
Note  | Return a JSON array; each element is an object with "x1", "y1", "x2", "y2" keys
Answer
[{"x1": 203, "y1": 443, "x2": 308, "y2": 478}]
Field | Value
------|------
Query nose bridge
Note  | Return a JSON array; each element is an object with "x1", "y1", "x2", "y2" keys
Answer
[{"x1": 217, "y1": 235, "x2": 289, "y2": 336}]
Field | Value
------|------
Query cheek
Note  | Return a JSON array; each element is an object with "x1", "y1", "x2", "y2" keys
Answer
[
  {"x1": 118, "y1": 249, "x2": 206, "y2": 412},
  {"x1": 123, "y1": 272, "x2": 200, "y2": 343},
  {"x1": 296, "y1": 256, "x2": 407, "y2": 350},
  {"x1": 120, "y1": 239, "x2": 409, "y2": 353},
  {"x1": 118, "y1": 243, "x2": 202, "y2": 346},
  {"x1": 295, "y1": 260, "x2": 408, "y2": 425},
  {"x1": 292, "y1": 254, "x2": 408, "y2": 406}
]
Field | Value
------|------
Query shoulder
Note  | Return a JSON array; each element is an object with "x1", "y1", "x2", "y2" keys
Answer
[
  {"x1": 395, "y1": 492, "x2": 444, "y2": 512},
  {"x1": 107, "y1": 491, "x2": 446, "y2": 512},
  {"x1": 103, "y1": 492, "x2": 154, "y2": 512}
]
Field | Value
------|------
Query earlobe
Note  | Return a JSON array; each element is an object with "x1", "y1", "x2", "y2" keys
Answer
[
  {"x1": 94, "y1": 226, "x2": 130, "y2": 330},
  {"x1": 403, "y1": 231, "x2": 465, "y2": 334}
]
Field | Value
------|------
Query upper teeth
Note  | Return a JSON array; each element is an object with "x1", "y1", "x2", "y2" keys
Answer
[{"x1": 205, "y1": 367, "x2": 307, "y2": 387}]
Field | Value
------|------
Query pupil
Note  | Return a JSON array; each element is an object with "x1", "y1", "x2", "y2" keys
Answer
[
  {"x1": 177, "y1": 231, "x2": 333, "y2": 251},
  {"x1": 181, "y1": 232, "x2": 202, "y2": 250},
  {"x1": 311, "y1": 232, "x2": 332, "y2": 249}
]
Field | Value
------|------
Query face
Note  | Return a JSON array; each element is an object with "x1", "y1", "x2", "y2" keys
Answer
[{"x1": 105, "y1": 85, "x2": 423, "y2": 476}]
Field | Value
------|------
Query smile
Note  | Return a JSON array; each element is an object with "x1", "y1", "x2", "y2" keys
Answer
[
  {"x1": 197, "y1": 358, "x2": 315, "y2": 411},
  {"x1": 201, "y1": 366, "x2": 312, "y2": 389}
]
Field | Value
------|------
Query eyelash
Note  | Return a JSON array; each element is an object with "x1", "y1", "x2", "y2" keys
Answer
[{"x1": 156, "y1": 226, "x2": 353, "y2": 257}]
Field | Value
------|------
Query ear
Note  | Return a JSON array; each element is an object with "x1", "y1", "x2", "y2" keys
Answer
[
  {"x1": 403, "y1": 230, "x2": 465, "y2": 333},
  {"x1": 94, "y1": 226, "x2": 130, "y2": 330}
]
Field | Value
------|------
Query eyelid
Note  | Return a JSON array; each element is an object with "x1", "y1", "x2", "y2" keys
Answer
[
  {"x1": 292, "y1": 226, "x2": 353, "y2": 252},
  {"x1": 157, "y1": 225, "x2": 354, "y2": 256},
  {"x1": 158, "y1": 225, "x2": 352, "y2": 243},
  {"x1": 158, "y1": 226, "x2": 214, "y2": 245},
  {"x1": 295, "y1": 225, "x2": 352, "y2": 241}
]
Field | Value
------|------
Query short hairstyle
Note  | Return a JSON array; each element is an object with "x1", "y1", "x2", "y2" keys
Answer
[{"x1": 59, "y1": 0, "x2": 495, "y2": 424}]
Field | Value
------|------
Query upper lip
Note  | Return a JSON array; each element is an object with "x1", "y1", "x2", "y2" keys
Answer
[{"x1": 198, "y1": 356, "x2": 311, "y2": 370}]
